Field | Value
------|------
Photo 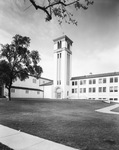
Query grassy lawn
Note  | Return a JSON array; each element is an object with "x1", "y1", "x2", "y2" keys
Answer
[
  {"x1": 0, "y1": 142, "x2": 13, "y2": 150},
  {"x1": 0, "y1": 99, "x2": 119, "y2": 150}
]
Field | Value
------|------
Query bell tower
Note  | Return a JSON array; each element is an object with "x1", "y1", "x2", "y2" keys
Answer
[{"x1": 53, "y1": 35, "x2": 73, "y2": 99}]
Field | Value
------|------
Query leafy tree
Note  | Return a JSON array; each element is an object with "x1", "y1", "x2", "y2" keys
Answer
[
  {"x1": 25, "y1": 0, "x2": 94, "y2": 25},
  {"x1": 0, "y1": 34, "x2": 43, "y2": 101}
]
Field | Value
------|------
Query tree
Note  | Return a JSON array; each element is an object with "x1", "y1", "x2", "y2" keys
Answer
[
  {"x1": 0, "y1": 34, "x2": 43, "y2": 101},
  {"x1": 25, "y1": 0, "x2": 93, "y2": 25}
]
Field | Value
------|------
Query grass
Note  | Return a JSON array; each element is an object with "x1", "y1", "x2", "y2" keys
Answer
[
  {"x1": 112, "y1": 107, "x2": 119, "y2": 112},
  {"x1": 0, "y1": 99, "x2": 119, "y2": 150}
]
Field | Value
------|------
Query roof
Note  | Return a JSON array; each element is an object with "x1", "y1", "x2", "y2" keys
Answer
[
  {"x1": 40, "y1": 81, "x2": 53, "y2": 86},
  {"x1": 71, "y1": 72, "x2": 119, "y2": 80},
  {"x1": 53, "y1": 35, "x2": 73, "y2": 44},
  {"x1": 11, "y1": 86, "x2": 43, "y2": 92}
]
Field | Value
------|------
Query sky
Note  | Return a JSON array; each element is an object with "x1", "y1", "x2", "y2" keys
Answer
[{"x1": 0, "y1": 0, "x2": 119, "y2": 79}]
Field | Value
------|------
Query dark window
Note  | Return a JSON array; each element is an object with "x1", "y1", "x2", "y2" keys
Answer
[
  {"x1": 93, "y1": 88, "x2": 96, "y2": 93},
  {"x1": 103, "y1": 87, "x2": 106, "y2": 92},
  {"x1": 103, "y1": 78, "x2": 106, "y2": 83},
  {"x1": 72, "y1": 81, "x2": 74, "y2": 86},
  {"x1": 93, "y1": 79, "x2": 96, "y2": 84},
  {"x1": 80, "y1": 80, "x2": 83, "y2": 85},
  {"x1": 110, "y1": 78, "x2": 113, "y2": 83},
  {"x1": 83, "y1": 88, "x2": 86, "y2": 93},
  {"x1": 99, "y1": 87, "x2": 102, "y2": 92},
  {"x1": 72, "y1": 89, "x2": 74, "y2": 93},
  {"x1": 75, "y1": 81, "x2": 77, "y2": 85},
  {"x1": 114, "y1": 77, "x2": 118, "y2": 83},
  {"x1": 67, "y1": 43, "x2": 70, "y2": 50},
  {"x1": 89, "y1": 80, "x2": 92, "y2": 84},
  {"x1": 58, "y1": 41, "x2": 62, "y2": 49}
]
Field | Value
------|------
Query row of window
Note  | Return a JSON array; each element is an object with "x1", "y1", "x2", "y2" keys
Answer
[
  {"x1": 11, "y1": 89, "x2": 40, "y2": 94},
  {"x1": 72, "y1": 77, "x2": 118, "y2": 86},
  {"x1": 88, "y1": 98, "x2": 118, "y2": 101},
  {"x1": 57, "y1": 41, "x2": 70, "y2": 50},
  {"x1": 72, "y1": 86, "x2": 118, "y2": 93}
]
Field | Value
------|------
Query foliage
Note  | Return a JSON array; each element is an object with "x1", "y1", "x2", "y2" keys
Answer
[
  {"x1": 0, "y1": 34, "x2": 43, "y2": 100},
  {"x1": 25, "y1": 0, "x2": 94, "y2": 25}
]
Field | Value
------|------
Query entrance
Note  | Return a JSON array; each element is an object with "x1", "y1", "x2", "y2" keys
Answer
[
  {"x1": 55, "y1": 87, "x2": 62, "y2": 99},
  {"x1": 57, "y1": 93, "x2": 61, "y2": 99}
]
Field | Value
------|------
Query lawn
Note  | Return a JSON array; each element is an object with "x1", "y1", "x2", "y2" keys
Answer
[{"x1": 0, "y1": 99, "x2": 119, "y2": 150}]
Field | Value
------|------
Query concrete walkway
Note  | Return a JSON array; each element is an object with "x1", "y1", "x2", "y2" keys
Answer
[
  {"x1": 0, "y1": 125, "x2": 79, "y2": 150},
  {"x1": 95, "y1": 104, "x2": 119, "y2": 114}
]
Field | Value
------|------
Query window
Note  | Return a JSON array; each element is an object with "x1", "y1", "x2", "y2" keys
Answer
[
  {"x1": 114, "y1": 77, "x2": 118, "y2": 83},
  {"x1": 67, "y1": 91, "x2": 69, "y2": 96},
  {"x1": 109, "y1": 86, "x2": 113, "y2": 92},
  {"x1": 93, "y1": 79, "x2": 96, "y2": 84},
  {"x1": 99, "y1": 87, "x2": 102, "y2": 92},
  {"x1": 99, "y1": 78, "x2": 102, "y2": 84},
  {"x1": 80, "y1": 80, "x2": 83, "y2": 85},
  {"x1": 75, "y1": 81, "x2": 77, "y2": 85},
  {"x1": 114, "y1": 86, "x2": 118, "y2": 92},
  {"x1": 33, "y1": 78, "x2": 36, "y2": 83},
  {"x1": 109, "y1": 98, "x2": 113, "y2": 101},
  {"x1": 72, "y1": 81, "x2": 74, "y2": 86},
  {"x1": 84, "y1": 80, "x2": 86, "y2": 84},
  {"x1": 89, "y1": 80, "x2": 92, "y2": 84},
  {"x1": 110, "y1": 78, "x2": 113, "y2": 83},
  {"x1": 75, "y1": 88, "x2": 77, "y2": 93},
  {"x1": 37, "y1": 91, "x2": 40, "y2": 94},
  {"x1": 11, "y1": 88, "x2": 15, "y2": 93},
  {"x1": 80, "y1": 88, "x2": 82, "y2": 93},
  {"x1": 26, "y1": 90, "x2": 29, "y2": 94},
  {"x1": 58, "y1": 41, "x2": 61, "y2": 49},
  {"x1": 89, "y1": 88, "x2": 92, "y2": 93},
  {"x1": 103, "y1": 87, "x2": 106, "y2": 92},
  {"x1": 72, "y1": 88, "x2": 77, "y2": 93},
  {"x1": 83, "y1": 88, "x2": 86, "y2": 93},
  {"x1": 114, "y1": 98, "x2": 118, "y2": 101},
  {"x1": 103, "y1": 78, "x2": 106, "y2": 83},
  {"x1": 93, "y1": 88, "x2": 96, "y2": 93},
  {"x1": 67, "y1": 43, "x2": 70, "y2": 50},
  {"x1": 72, "y1": 89, "x2": 74, "y2": 93}
]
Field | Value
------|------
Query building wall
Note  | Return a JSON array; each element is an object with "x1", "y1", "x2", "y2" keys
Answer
[
  {"x1": 4, "y1": 76, "x2": 43, "y2": 99},
  {"x1": 71, "y1": 75, "x2": 119, "y2": 102}
]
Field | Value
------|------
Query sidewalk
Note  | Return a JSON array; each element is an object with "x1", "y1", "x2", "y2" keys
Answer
[
  {"x1": 95, "y1": 104, "x2": 119, "y2": 114},
  {"x1": 0, "y1": 124, "x2": 79, "y2": 150}
]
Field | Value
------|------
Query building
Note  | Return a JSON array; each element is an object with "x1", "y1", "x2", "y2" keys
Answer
[
  {"x1": 52, "y1": 35, "x2": 73, "y2": 99},
  {"x1": 0, "y1": 76, "x2": 53, "y2": 99},
  {"x1": 0, "y1": 35, "x2": 119, "y2": 102},
  {"x1": 52, "y1": 35, "x2": 119, "y2": 103},
  {"x1": 71, "y1": 72, "x2": 119, "y2": 102}
]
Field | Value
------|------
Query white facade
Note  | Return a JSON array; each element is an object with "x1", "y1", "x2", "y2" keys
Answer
[
  {"x1": 53, "y1": 35, "x2": 73, "y2": 99},
  {"x1": 1, "y1": 76, "x2": 53, "y2": 99},
  {"x1": 71, "y1": 73, "x2": 119, "y2": 103},
  {"x1": 10, "y1": 76, "x2": 43, "y2": 98}
]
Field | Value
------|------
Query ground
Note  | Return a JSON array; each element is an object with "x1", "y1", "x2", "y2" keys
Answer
[{"x1": 0, "y1": 99, "x2": 119, "y2": 150}]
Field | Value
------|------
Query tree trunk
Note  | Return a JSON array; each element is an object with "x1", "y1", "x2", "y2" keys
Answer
[{"x1": 8, "y1": 86, "x2": 11, "y2": 101}]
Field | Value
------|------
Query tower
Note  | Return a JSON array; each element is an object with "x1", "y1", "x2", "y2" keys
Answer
[{"x1": 53, "y1": 35, "x2": 73, "y2": 99}]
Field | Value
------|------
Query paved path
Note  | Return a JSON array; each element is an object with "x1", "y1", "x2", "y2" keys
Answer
[
  {"x1": 95, "y1": 104, "x2": 119, "y2": 114},
  {"x1": 0, "y1": 125, "x2": 79, "y2": 150}
]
